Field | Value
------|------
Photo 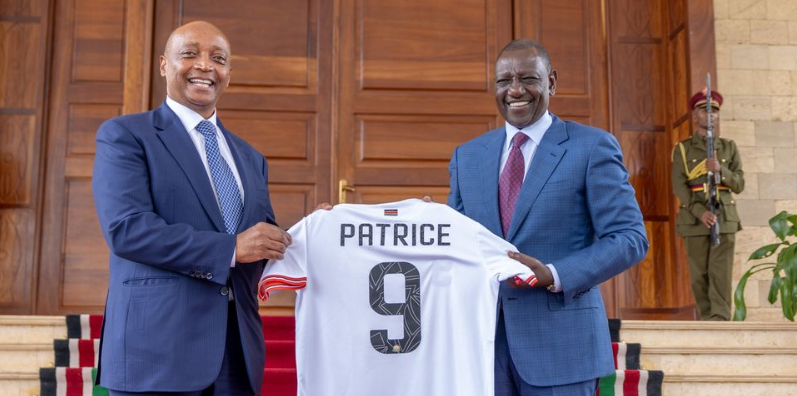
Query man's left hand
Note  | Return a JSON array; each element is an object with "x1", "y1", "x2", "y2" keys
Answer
[{"x1": 507, "y1": 251, "x2": 554, "y2": 288}]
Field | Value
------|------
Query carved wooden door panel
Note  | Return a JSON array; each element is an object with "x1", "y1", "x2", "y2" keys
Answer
[{"x1": 335, "y1": 0, "x2": 512, "y2": 204}]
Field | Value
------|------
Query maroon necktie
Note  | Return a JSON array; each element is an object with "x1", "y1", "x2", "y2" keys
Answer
[{"x1": 499, "y1": 133, "x2": 530, "y2": 237}]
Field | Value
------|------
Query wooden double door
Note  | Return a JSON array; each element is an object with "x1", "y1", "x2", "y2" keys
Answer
[{"x1": 1, "y1": 0, "x2": 715, "y2": 318}]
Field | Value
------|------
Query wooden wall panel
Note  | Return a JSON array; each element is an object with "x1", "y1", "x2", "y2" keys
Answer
[
  {"x1": 180, "y1": 0, "x2": 312, "y2": 89},
  {"x1": 669, "y1": 30, "x2": 690, "y2": 126},
  {"x1": 268, "y1": 185, "x2": 315, "y2": 234},
  {"x1": 338, "y1": 0, "x2": 511, "y2": 203},
  {"x1": 359, "y1": 0, "x2": 489, "y2": 91},
  {"x1": 221, "y1": 112, "x2": 314, "y2": 161},
  {"x1": 354, "y1": 187, "x2": 451, "y2": 206},
  {"x1": 620, "y1": 130, "x2": 671, "y2": 218},
  {"x1": 71, "y1": 0, "x2": 125, "y2": 82},
  {"x1": 0, "y1": 115, "x2": 35, "y2": 204},
  {"x1": 37, "y1": 0, "x2": 129, "y2": 314},
  {"x1": 67, "y1": 105, "x2": 121, "y2": 155},
  {"x1": 686, "y1": 0, "x2": 718, "y2": 94},
  {"x1": 357, "y1": 116, "x2": 493, "y2": 162},
  {"x1": 0, "y1": 209, "x2": 35, "y2": 310},
  {"x1": 0, "y1": 0, "x2": 50, "y2": 313},
  {"x1": 62, "y1": 180, "x2": 110, "y2": 307},
  {"x1": 0, "y1": 22, "x2": 41, "y2": 108}
]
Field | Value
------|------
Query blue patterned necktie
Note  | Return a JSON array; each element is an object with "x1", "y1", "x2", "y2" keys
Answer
[{"x1": 196, "y1": 120, "x2": 243, "y2": 234}]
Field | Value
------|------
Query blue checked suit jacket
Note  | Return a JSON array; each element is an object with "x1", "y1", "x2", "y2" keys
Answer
[
  {"x1": 92, "y1": 103, "x2": 275, "y2": 393},
  {"x1": 448, "y1": 114, "x2": 648, "y2": 386}
]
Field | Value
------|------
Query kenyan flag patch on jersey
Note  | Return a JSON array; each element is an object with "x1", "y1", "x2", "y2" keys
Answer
[{"x1": 384, "y1": 209, "x2": 398, "y2": 216}]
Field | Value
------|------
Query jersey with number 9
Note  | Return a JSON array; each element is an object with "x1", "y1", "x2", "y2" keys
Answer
[{"x1": 259, "y1": 199, "x2": 535, "y2": 396}]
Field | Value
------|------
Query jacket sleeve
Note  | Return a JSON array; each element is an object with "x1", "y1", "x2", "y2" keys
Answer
[
  {"x1": 720, "y1": 139, "x2": 745, "y2": 194},
  {"x1": 671, "y1": 144, "x2": 708, "y2": 219},
  {"x1": 447, "y1": 146, "x2": 465, "y2": 214},
  {"x1": 552, "y1": 132, "x2": 649, "y2": 304},
  {"x1": 92, "y1": 118, "x2": 234, "y2": 285}
]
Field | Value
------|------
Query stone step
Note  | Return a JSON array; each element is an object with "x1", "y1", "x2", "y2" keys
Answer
[
  {"x1": 0, "y1": 372, "x2": 39, "y2": 396},
  {"x1": 620, "y1": 320, "x2": 797, "y2": 349},
  {"x1": 641, "y1": 346, "x2": 797, "y2": 377},
  {"x1": 663, "y1": 374, "x2": 797, "y2": 396},
  {"x1": 0, "y1": 316, "x2": 66, "y2": 344},
  {"x1": 0, "y1": 343, "x2": 53, "y2": 373}
]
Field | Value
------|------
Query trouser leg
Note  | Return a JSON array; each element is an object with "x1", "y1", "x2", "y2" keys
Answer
[
  {"x1": 707, "y1": 233, "x2": 735, "y2": 321},
  {"x1": 684, "y1": 236, "x2": 712, "y2": 320}
]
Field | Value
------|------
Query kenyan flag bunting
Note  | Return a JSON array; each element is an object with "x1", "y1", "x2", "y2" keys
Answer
[
  {"x1": 39, "y1": 368, "x2": 109, "y2": 396},
  {"x1": 597, "y1": 370, "x2": 664, "y2": 396}
]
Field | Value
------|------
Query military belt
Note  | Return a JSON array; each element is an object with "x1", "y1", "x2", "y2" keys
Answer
[{"x1": 689, "y1": 183, "x2": 729, "y2": 193}]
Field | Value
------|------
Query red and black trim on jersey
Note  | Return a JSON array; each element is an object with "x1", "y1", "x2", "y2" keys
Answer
[{"x1": 258, "y1": 275, "x2": 307, "y2": 301}]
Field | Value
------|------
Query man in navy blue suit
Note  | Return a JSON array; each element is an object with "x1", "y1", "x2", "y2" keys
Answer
[
  {"x1": 448, "y1": 39, "x2": 649, "y2": 395},
  {"x1": 92, "y1": 21, "x2": 291, "y2": 396}
]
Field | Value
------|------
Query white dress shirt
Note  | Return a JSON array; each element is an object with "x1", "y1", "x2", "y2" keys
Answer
[
  {"x1": 166, "y1": 97, "x2": 241, "y2": 274},
  {"x1": 500, "y1": 111, "x2": 562, "y2": 292}
]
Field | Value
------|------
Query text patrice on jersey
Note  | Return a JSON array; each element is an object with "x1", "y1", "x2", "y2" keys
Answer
[{"x1": 259, "y1": 198, "x2": 536, "y2": 396}]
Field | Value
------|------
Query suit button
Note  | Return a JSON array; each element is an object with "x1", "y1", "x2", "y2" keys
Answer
[
  {"x1": 206, "y1": 273, "x2": 213, "y2": 280},
  {"x1": 220, "y1": 286, "x2": 229, "y2": 296}
]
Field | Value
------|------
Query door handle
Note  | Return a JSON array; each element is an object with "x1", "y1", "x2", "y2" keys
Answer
[{"x1": 339, "y1": 179, "x2": 356, "y2": 203}]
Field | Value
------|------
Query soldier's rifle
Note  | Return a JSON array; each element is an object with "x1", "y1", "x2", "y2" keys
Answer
[{"x1": 706, "y1": 73, "x2": 721, "y2": 248}]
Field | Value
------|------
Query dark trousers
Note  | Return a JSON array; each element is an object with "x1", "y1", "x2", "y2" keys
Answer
[
  {"x1": 495, "y1": 307, "x2": 599, "y2": 396},
  {"x1": 109, "y1": 302, "x2": 253, "y2": 396}
]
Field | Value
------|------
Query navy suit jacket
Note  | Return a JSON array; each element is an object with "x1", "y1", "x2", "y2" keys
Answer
[
  {"x1": 92, "y1": 103, "x2": 275, "y2": 393},
  {"x1": 448, "y1": 114, "x2": 648, "y2": 386}
]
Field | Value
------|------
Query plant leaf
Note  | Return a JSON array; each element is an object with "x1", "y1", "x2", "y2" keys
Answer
[
  {"x1": 778, "y1": 244, "x2": 797, "y2": 286},
  {"x1": 770, "y1": 211, "x2": 791, "y2": 241},
  {"x1": 769, "y1": 274, "x2": 782, "y2": 304},
  {"x1": 749, "y1": 243, "x2": 783, "y2": 261},
  {"x1": 733, "y1": 263, "x2": 776, "y2": 321},
  {"x1": 780, "y1": 277, "x2": 795, "y2": 321}
]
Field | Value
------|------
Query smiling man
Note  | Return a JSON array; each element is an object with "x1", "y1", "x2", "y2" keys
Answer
[
  {"x1": 92, "y1": 21, "x2": 291, "y2": 396},
  {"x1": 448, "y1": 39, "x2": 648, "y2": 395}
]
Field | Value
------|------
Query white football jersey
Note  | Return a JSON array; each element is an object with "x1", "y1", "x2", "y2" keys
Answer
[{"x1": 259, "y1": 199, "x2": 535, "y2": 396}]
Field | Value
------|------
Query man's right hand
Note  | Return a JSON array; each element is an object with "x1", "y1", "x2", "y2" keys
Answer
[
  {"x1": 700, "y1": 211, "x2": 717, "y2": 228},
  {"x1": 236, "y1": 222, "x2": 292, "y2": 263}
]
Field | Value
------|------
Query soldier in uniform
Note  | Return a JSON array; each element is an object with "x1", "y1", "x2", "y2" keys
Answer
[{"x1": 672, "y1": 89, "x2": 744, "y2": 321}]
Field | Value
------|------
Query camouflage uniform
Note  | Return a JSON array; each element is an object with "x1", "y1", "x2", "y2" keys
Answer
[{"x1": 671, "y1": 134, "x2": 744, "y2": 320}]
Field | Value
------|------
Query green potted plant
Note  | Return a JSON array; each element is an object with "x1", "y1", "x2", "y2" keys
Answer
[{"x1": 733, "y1": 211, "x2": 797, "y2": 321}]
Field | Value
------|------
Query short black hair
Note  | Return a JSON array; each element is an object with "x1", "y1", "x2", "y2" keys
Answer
[{"x1": 498, "y1": 39, "x2": 552, "y2": 72}]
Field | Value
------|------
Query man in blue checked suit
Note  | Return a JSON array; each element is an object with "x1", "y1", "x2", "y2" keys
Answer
[
  {"x1": 448, "y1": 39, "x2": 648, "y2": 395},
  {"x1": 92, "y1": 21, "x2": 291, "y2": 396}
]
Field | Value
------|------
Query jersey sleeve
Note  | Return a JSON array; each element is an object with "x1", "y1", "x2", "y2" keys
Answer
[
  {"x1": 476, "y1": 226, "x2": 537, "y2": 286},
  {"x1": 258, "y1": 217, "x2": 309, "y2": 301}
]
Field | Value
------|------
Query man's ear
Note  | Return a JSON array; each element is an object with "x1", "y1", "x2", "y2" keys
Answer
[
  {"x1": 548, "y1": 69, "x2": 558, "y2": 95},
  {"x1": 159, "y1": 55, "x2": 167, "y2": 77}
]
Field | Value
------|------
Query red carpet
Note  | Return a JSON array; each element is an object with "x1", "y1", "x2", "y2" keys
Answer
[{"x1": 260, "y1": 316, "x2": 297, "y2": 396}]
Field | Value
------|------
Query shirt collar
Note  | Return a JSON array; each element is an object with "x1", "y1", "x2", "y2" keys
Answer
[
  {"x1": 504, "y1": 111, "x2": 552, "y2": 151},
  {"x1": 165, "y1": 96, "x2": 218, "y2": 133}
]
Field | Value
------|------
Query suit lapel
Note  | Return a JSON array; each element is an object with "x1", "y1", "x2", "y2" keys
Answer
[
  {"x1": 478, "y1": 128, "x2": 505, "y2": 237},
  {"x1": 154, "y1": 104, "x2": 227, "y2": 233},
  {"x1": 506, "y1": 116, "x2": 568, "y2": 241},
  {"x1": 218, "y1": 120, "x2": 256, "y2": 234}
]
